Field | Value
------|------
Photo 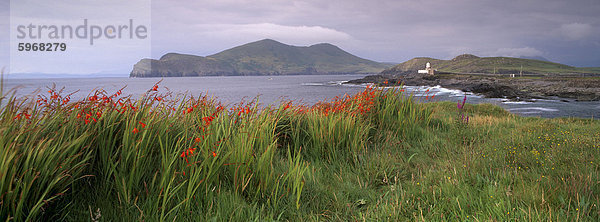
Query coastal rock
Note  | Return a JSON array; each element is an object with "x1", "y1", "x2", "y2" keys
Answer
[{"x1": 347, "y1": 55, "x2": 600, "y2": 101}]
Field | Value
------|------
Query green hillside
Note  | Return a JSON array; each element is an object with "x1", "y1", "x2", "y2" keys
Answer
[
  {"x1": 130, "y1": 39, "x2": 389, "y2": 77},
  {"x1": 383, "y1": 54, "x2": 600, "y2": 75}
]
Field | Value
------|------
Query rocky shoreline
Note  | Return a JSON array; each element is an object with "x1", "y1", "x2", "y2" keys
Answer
[{"x1": 346, "y1": 72, "x2": 600, "y2": 102}]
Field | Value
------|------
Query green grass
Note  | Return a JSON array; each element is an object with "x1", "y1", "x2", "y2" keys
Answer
[{"x1": 1, "y1": 83, "x2": 599, "y2": 221}]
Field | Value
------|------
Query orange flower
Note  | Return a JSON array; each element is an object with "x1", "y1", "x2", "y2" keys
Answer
[
  {"x1": 212, "y1": 151, "x2": 217, "y2": 157},
  {"x1": 180, "y1": 151, "x2": 188, "y2": 163},
  {"x1": 139, "y1": 121, "x2": 146, "y2": 128},
  {"x1": 202, "y1": 116, "x2": 215, "y2": 125},
  {"x1": 152, "y1": 85, "x2": 158, "y2": 91},
  {"x1": 132, "y1": 128, "x2": 139, "y2": 133},
  {"x1": 194, "y1": 137, "x2": 201, "y2": 143}
]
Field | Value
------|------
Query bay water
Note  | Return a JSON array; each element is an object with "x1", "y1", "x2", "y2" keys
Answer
[{"x1": 3, "y1": 75, "x2": 599, "y2": 118}]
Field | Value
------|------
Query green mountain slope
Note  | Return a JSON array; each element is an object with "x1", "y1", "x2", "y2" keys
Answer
[
  {"x1": 130, "y1": 39, "x2": 390, "y2": 77},
  {"x1": 382, "y1": 54, "x2": 599, "y2": 75}
]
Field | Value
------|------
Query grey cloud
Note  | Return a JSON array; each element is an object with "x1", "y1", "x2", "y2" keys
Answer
[
  {"x1": 150, "y1": 0, "x2": 600, "y2": 67},
  {"x1": 2, "y1": 0, "x2": 600, "y2": 74},
  {"x1": 1, "y1": 1, "x2": 8, "y2": 70},
  {"x1": 559, "y1": 23, "x2": 594, "y2": 40}
]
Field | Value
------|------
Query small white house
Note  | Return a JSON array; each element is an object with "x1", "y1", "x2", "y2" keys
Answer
[{"x1": 418, "y1": 62, "x2": 435, "y2": 75}]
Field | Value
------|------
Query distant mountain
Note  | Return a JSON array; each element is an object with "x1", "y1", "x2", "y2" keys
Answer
[
  {"x1": 382, "y1": 54, "x2": 599, "y2": 75},
  {"x1": 130, "y1": 39, "x2": 390, "y2": 77}
]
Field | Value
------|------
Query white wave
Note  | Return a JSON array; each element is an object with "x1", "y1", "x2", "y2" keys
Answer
[
  {"x1": 434, "y1": 86, "x2": 463, "y2": 95},
  {"x1": 507, "y1": 107, "x2": 559, "y2": 112},
  {"x1": 518, "y1": 111, "x2": 542, "y2": 115},
  {"x1": 327, "y1": 80, "x2": 348, "y2": 85},
  {"x1": 502, "y1": 101, "x2": 533, "y2": 104}
]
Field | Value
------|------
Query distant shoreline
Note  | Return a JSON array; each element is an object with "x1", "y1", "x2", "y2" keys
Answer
[{"x1": 347, "y1": 72, "x2": 600, "y2": 102}]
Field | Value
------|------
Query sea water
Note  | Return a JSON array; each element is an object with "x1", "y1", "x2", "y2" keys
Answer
[{"x1": 4, "y1": 75, "x2": 599, "y2": 118}]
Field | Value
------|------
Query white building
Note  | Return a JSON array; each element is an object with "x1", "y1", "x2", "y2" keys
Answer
[{"x1": 418, "y1": 62, "x2": 435, "y2": 75}]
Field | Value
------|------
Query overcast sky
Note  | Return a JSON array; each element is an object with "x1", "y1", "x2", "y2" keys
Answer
[{"x1": 1, "y1": 0, "x2": 599, "y2": 74}]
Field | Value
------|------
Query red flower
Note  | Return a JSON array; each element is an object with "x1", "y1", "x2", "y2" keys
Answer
[
  {"x1": 139, "y1": 121, "x2": 146, "y2": 128},
  {"x1": 212, "y1": 151, "x2": 217, "y2": 157},
  {"x1": 194, "y1": 137, "x2": 201, "y2": 143},
  {"x1": 202, "y1": 116, "x2": 215, "y2": 125},
  {"x1": 152, "y1": 85, "x2": 158, "y2": 91},
  {"x1": 180, "y1": 151, "x2": 188, "y2": 163},
  {"x1": 132, "y1": 128, "x2": 139, "y2": 133}
]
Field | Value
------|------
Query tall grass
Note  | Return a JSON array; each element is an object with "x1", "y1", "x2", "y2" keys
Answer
[{"x1": 0, "y1": 80, "x2": 598, "y2": 221}]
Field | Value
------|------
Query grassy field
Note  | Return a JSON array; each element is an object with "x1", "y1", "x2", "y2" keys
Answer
[{"x1": 1, "y1": 83, "x2": 599, "y2": 221}]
